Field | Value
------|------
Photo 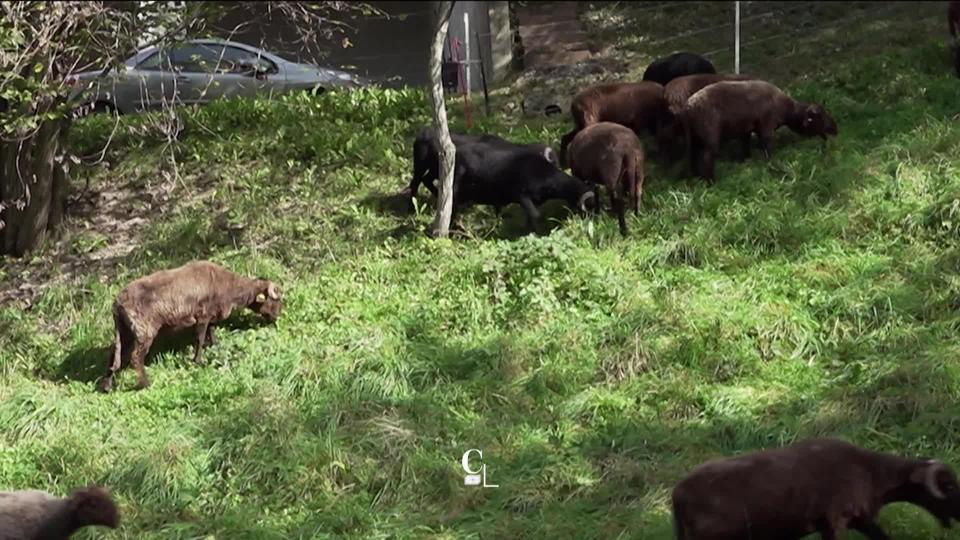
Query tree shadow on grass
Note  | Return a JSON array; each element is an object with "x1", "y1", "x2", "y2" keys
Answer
[
  {"x1": 358, "y1": 189, "x2": 413, "y2": 219},
  {"x1": 47, "y1": 314, "x2": 268, "y2": 386}
]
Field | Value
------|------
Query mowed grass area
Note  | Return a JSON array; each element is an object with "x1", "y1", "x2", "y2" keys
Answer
[{"x1": 3, "y1": 3, "x2": 960, "y2": 540}]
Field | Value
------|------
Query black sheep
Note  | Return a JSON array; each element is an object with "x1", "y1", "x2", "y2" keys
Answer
[
  {"x1": 447, "y1": 140, "x2": 597, "y2": 233},
  {"x1": 642, "y1": 52, "x2": 716, "y2": 86},
  {"x1": 405, "y1": 126, "x2": 557, "y2": 210}
]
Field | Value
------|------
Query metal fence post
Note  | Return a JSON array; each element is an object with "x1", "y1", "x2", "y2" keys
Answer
[
  {"x1": 734, "y1": 1, "x2": 740, "y2": 73},
  {"x1": 464, "y1": 12, "x2": 472, "y2": 96}
]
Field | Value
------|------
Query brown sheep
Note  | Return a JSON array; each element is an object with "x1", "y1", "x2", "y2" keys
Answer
[
  {"x1": 681, "y1": 79, "x2": 838, "y2": 184},
  {"x1": 567, "y1": 122, "x2": 645, "y2": 237},
  {"x1": 672, "y1": 437, "x2": 960, "y2": 540},
  {"x1": 97, "y1": 260, "x2": 283, "y2": 392},
  {"x1": 659, "y1": 73, "x2": 756, "y2": 161},
  {"x1": 0, "y1": 486, "x2": 119, "y2": 540},
  {"x1": 559, "y1": 81, "x2": 666, "y2": 168}
]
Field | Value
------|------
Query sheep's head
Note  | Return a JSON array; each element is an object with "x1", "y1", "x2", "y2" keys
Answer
[
  {"x1": 798, "y1": 104, "x2": 838, "y2": 139},
  {"x1": 907, "y1": 460, "x2": 960, "y2": 528},
  {"x1": 250, "y1": 280, "x2": 283, "y2": 322},
  {"x1": 69, "y1": 486, "x2": 119, "y2": 530}
]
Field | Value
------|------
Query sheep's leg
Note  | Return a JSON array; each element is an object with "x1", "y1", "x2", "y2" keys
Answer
[
  {"x1": 633, "y1": 168, "x2": 644, "y2": 215},
  {"x1": 739, "y1": 134, "x2": 752, "y2": 161},
  {"x1": 758, "y1": 128, "x2": 775, "y2": 160},
  {"x1": 98, "y1": 320, "x2": 129, "y2": 393},
  {"x1": 605, "y1": 183, "x2": 627, "y2": 236},
  {"x1": 205, "y1": 325, "x2": 217, "y2": 346},
  {"x1": 130, "y1": 332, "x2": 157, "y2": 390},
  {"x1": 701, "y1": 148, "x2": 716, "y2": 186},
  {"x1": 519, "y1": 197, "x2": 541, "y2": 234},
  {"x1": 851, "y1": 521, "x2": 891, "y2": 540},
  {"x1": 193, "y1": 320, "x2": 210, "y2": 365},
  {"x1": 688, "y1": 134, "x2": 701, "y2": 179},
  {"x1": 613, "y1": 195, "x2": 627, "y2": 237}
]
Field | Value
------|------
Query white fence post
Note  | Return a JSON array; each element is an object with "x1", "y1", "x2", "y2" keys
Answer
[{"x1": 734, "y1": 1, "x2": 740, "y2": 74}]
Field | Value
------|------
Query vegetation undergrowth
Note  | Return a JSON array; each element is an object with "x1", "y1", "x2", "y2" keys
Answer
[{"x1": 3, "y1": 4, "x2": 960, "y2": 539}]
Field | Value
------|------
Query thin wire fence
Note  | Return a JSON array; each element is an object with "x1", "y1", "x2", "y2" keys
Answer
[{"x1": 585, "y1": 1, "x2": 947, "y2": 86}]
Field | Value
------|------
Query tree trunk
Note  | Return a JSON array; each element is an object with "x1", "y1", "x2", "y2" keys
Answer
[
  {"x1": 0, "y1": 117, "x2": 69, "y2": 257},
  {"x1": 429, "y1": 1, "x2": 457, "y2": 238}
]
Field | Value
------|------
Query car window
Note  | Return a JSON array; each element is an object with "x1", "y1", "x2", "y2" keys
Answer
[
  {"x1": 169, "y1": 44, "x2": 227, "y2": 73},
  {"x1": 220, "y1": 46, "x2": 278, "y2": 74},
  {"x1": 137, "y1": 51, "x2": 171, "y2": 71},
  {"x1": 134, "y1": 44, "x2": 278, "y2": 75}
]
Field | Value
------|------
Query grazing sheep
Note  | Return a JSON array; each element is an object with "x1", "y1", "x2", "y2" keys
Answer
[
  {"x1": 682, "y1": 79, "x2": 838, "y2": 184},
  {"x1": 97, "y1": 260, "x2": 283, "y2": 392},
  {"x1": 0, "y1": 486, "x2": 119, "y2": 540},
  {"x1": 642, "y1": 52, "x2": 716, "y2": 86},
  {"x1": 659, "y1": 73, "x2": 756, "y2": 160},
  {"x1": 672, "y1": 437, "x2": 960, "y2": 540},
  {"x1": 406, "y1": 126, "x2": 558, "y2": 210},
  {"x1": 567, "y1": 122, "x2": 645, "y2": 237},
  {"x1": 559, "y1": 81, "x2": 666, "y2": 167},
  {"x1": 446, "y1": 138, "x2": 597, "y2": 233},
  {"x1": 950, "y1": 0, "x2": 960, "y2": 76}
]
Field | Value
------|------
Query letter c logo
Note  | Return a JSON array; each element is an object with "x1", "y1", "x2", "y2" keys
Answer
[{"x1": 462, "y1": 449, "x2": 483, "y2": 475}]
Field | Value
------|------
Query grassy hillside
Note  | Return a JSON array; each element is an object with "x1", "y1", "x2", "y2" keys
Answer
[{"x1": 2, "y1": 3, "x2": 960, "y2": 540}]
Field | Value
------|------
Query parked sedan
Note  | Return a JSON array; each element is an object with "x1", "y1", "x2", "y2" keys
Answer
[{"x1": 67, "y1": 39, "x2": 371, "y2": 115}]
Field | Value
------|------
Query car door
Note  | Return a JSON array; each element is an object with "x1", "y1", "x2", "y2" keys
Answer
[
  {"x1": 167, "y1": 44, "x2": 226, "y2": 105},
  {"x1": 128, "y1": 49, "x2": 179, "y2": 111},
  {"x1": 210, "y1": 45, "x2": 284, "y2": 100}
]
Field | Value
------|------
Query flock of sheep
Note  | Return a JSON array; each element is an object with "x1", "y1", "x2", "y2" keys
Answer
[
  {"x1": 3, "y1": 4, "x2": 960, "y2": 538},
  {"x1": 404, "y1": 50, "x2": 838, "y2": 237}
]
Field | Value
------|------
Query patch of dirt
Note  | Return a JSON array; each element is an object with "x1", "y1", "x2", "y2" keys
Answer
[
  {"x1": 510, "y1": 56, "x2": 630, "y2": 118},
  {"x1": 0, "y1": 169, "x2": 180, "y2": 310}
]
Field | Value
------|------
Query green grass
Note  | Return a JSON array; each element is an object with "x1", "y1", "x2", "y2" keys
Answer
[{"x1": 3, "y1": 3, "x2": 960, "y2": 539}]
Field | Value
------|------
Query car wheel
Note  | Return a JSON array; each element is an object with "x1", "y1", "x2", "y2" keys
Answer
[
  {"x1": 92, "y1": 101, "x2": 118, "y2": 116},
  {"x1": 308, "y1": 85, "x2": 326, "y2": 96}
]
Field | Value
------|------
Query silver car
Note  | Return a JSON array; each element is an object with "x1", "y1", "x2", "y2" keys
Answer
[{"x1": 67, "y1": 38, "x2": 370, "y2": 115}]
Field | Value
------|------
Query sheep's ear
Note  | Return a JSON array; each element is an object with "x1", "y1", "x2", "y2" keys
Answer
[{"x1": 255, "y1": 293, "x2": 267, "y2": 303}]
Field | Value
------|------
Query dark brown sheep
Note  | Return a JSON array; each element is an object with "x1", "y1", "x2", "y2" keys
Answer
[
  {"x1": 659, "y1": 73, "x2": 756, "y2": 161},
  {"x1": 97, "y1": 260, "x2": 283, "y2": 392},
  {"x1": 559, "y1": 81, "x2": 666, "y2": 168},
  {"x1": 567, "y1": 122, "x2": 645, "y2": 237},
  {"x1": 681, "y1": 79, "x2": 838, "y2": 184},
  {"x1": 672, "y1": 437, "x2": 960, "y2": 540},
  {"x1": 0, "y1": 486, "x2": 119, "y2": 540}
]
